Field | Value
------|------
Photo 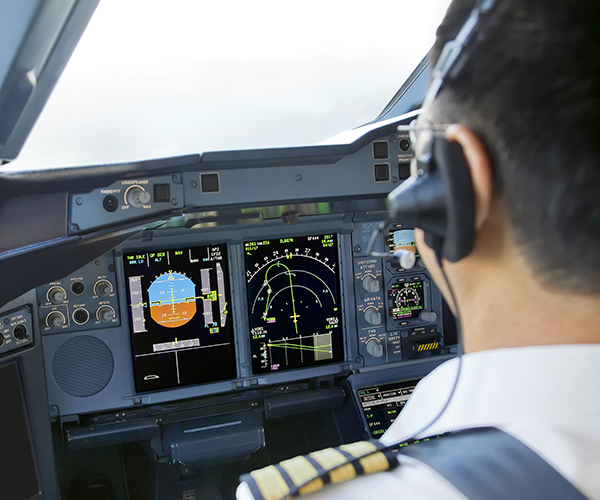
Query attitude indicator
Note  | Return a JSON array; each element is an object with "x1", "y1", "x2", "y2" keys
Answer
[{"x1": 123, "y1": 245, "x2": 235, "y2": 392}]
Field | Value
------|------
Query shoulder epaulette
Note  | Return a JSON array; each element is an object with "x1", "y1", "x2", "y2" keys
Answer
[{"x1": 239, "y1": 440, "x2": 399, "y2": 500}]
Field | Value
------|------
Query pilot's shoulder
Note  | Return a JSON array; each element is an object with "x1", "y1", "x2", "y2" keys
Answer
[{"x1": 237, "y1": 441, "x2": 464, "y2": 500}]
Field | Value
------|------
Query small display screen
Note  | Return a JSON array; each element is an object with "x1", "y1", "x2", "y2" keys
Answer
[
  {"x1": 357, "y1": 379, "x2": 420, "y2": 438},
  {"x1": 244, "y1": 234, "x2": 344, "y2": 374},
  {"x1": 389, "y1": 280, "x2": 424, "y2": 320},
  {"x1": 123, "y1": 245, "x2": 236, "y2": 392},
  {"x1": 388, "y1": 228, "x2": 419, "y2": 257}
]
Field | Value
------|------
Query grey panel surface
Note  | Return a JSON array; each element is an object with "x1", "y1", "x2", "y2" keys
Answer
[
  {"x1": 37, "y1": 252, "x2": 120, "y2": 335},
  {"x1": 65, "y1": 123, "x2": 417, "y2": 234},
  {"x1": 70, "y1": 174, "x2": 185, "y2": 232},
  {"x1": 0, "y1": 305, "x2": 34, "y2": 356},
  {"x1": 0, "y1": 291, "x2": 60, "y2": 500}
]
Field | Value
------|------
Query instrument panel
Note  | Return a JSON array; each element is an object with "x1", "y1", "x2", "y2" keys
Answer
[
  {"x1": 2, "y1": 118, "x2": 456, "y2": 421},
  {"x1": 36, "y1": 213, "x2": 451, "y2": 418}
]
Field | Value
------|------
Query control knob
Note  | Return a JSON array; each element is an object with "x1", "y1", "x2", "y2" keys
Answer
[
  {"x1": 46, "y1": 311, "x2": 66, "y2": 328},
  {"x1": 419, "y1": 311, "x2": 438, "y2": 323},
  {"x1": 361, "y1": 274, "x2": 380, "y2": 293},
  {"x1": 94, "y1": 279, "x2": 114, "y2": 297},
  {"x1": 97, "y1": 305, "x2": 116, "y2": 323},
  {"x1": 366, "y1": 338, "x2": 384, "y2": 358},
  {"x1": 47, "y1": 286, "x2": 66, "y2": 304},
  {"x1": 126, "y1": 186, "x2": 151, "y2": 208},
  {"x1": 364, "y1": 306, "x2": 382, "y2": 326}
]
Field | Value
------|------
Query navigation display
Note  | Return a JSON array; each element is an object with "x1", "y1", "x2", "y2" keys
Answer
[
  {"x1": 244, "y1": 234, "x2": 344, "y2": 374},
  {"x1": 357, "y1": 379, "x2": 420, "y2": 438},
  {"x1": 389, "y1": 280, "x2": 425, "y2": 320},
  {"x1": 123, "y1": 245, "x2": 236, "y2": 392}
]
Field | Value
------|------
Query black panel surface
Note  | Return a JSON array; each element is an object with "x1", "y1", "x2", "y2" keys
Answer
[{"x1": 0, "y1": 362, "x2": 40, "y2": 500}]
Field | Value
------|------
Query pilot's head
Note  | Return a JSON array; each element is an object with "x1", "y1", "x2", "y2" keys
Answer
[{"x1": 415, "y1": 0, "x2": 600, "y2": 350}]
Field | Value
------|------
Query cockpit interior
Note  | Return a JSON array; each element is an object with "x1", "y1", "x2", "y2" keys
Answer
[{"x1": 0, "y1": 2, "x2": 458, "y2": 499}]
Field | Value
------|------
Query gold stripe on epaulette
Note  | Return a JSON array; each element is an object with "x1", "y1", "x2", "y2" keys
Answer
[
  {"x1": 298, "y1": 478, "x2": 325, "y2": 496},
  {"x1": 358, "y1": 451, "x2": 390, "y2": 474},
  {"x1": 250, "y1": 465, "x2": 290, "y2": 500},
  {"x1": 309, "y1": 447, "x2": 347, "y2": 470},
  {"x1": 339, "y1": 440, "x2": 378, "y2": 458},
  {"x1": 280, "y1": 456, "x2": 318, "y2": 488},
  {"x1": 329, "y1": 462, "x2": 357, "y2": 483}
]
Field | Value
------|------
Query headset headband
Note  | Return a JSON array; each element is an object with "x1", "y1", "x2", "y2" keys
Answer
[{"x1": 422, "y1": 0, "x2": 498, "y2": 110}]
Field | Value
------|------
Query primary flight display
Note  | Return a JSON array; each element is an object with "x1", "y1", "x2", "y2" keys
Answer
[
  {"x1": 123, "y1": 245, "x2": 236, "y2": 392},
  {"x1": 244, "y1": 234, "x2": 344, "y2": 374}
]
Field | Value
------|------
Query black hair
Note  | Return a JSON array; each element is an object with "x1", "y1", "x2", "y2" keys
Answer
[{"x1": 430, "y1": 0, "x2": 600, "y2": 293}]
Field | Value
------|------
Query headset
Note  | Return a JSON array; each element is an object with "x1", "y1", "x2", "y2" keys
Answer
[
  {"x1": 381, "y1": 0, "x2": 499, "y2": 441},
  {"x1": 387, "y1": 0, "x2": 497, "y2": 263}
]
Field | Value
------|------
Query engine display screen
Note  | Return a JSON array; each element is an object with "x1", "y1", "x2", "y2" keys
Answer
[
  {"x1": 123, "y1": 245, "x2": 236, "y2": 393},
  {"x1": 357, "y1": 379, "x2": 420, "y2": 438},
  {"x1": 244, "y1": 234, "x2": 344, "y2": 374},
  {"x1": 388, "y1": 228, "x2": 419, "y2": 257},
  {"x1": 389, "y1": 280, "x2": 424, "y2": 320}
]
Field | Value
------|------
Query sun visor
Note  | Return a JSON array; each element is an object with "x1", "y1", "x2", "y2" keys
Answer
[{"x1": 0, "y1": 0, "x2": 99, "y2": 162}]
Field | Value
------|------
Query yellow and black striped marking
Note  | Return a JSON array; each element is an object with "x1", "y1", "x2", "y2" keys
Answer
[
  {"x1": 239, "y1": 441, "x2": 399, "y2": 500},
  {"x1": 417, "y1": 341, "x2": 439, "y2": 352}
]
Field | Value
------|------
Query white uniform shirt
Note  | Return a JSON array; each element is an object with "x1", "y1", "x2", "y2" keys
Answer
[{"x1": 237, "y1": 345, "x2": 600, "y2": 500}]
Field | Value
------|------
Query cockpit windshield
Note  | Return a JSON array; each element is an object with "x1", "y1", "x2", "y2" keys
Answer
[{"x1": 8, "y1": 0, "x2": 451, "y2": 171}]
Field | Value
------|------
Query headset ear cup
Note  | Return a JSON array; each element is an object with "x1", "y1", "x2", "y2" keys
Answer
[{"x1": 434, "y1": 137, "x2": 475, "y2": 262}]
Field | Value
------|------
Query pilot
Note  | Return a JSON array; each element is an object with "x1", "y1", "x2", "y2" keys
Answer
[{"x1": 237, "y1": 0, "x2": 600, "y2": 499}]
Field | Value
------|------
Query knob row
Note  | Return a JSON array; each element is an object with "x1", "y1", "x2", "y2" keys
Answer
[
  {"x1": 364, "y1": 306, "x2": 437, "y2": 326},
  {"x1": 45, "y1": 305, "x2": 116, "y2": 328},
  {"x1": 46, "y1": 280, "x2": 114, "y2": 304}
]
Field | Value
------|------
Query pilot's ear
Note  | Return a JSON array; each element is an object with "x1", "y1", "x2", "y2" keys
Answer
[{"x1": 445, "y1": 124, "x2": 494, "y2": 231}]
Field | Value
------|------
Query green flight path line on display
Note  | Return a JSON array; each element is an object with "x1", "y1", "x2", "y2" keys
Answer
[
  {"x1": 263, "y1": 259, "x2": 299, "y2": 334},
  {"x1": 267, "y1": 342, "x2": 332, "y2": 353}
]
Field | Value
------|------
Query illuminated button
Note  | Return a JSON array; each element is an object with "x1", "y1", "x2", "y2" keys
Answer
[
  {"x1": 97, "y1": 305, "x2": 116, "y2": 323},
  {"x1": 47, "y1": 286, "x2": 67, "y2": 304},
  {"x1": 366, "y1": 338, "x2": 384, "y2": 358},
  {"x1": 364, "y1": 306, "x2": 382, "y2": 326},
  {"x1": 46, "y1": 311, "x2": 66, "y2": 328},
  {"x1": 94, "y1": 279, "x2": 113, "y2": 297},
  {"x1": 361, "y1": 274, "x2": 380, "y2": 293}
]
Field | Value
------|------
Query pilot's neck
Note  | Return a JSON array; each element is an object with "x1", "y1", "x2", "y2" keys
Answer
[{"x1": 449, "y1": 214, "x2": 600, "y2": 353}]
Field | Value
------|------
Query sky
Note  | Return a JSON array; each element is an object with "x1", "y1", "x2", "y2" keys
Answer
[{"x1": 11, "y1": 0, "x2": 451, "y2": 170}]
